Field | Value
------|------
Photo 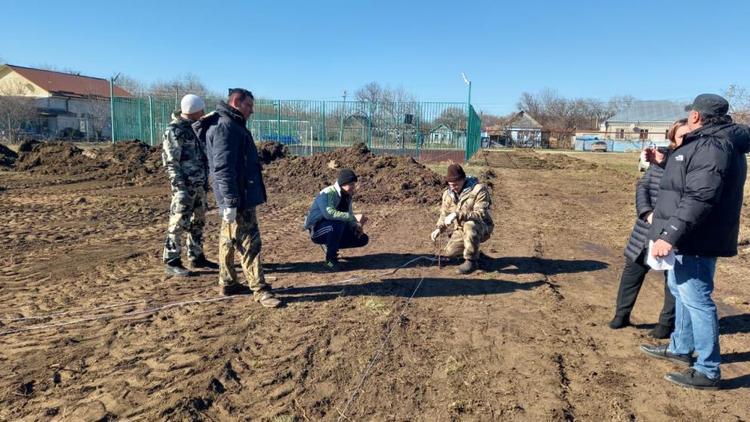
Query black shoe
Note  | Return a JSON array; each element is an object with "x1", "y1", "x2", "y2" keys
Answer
[
  {"x1": 649, "y1": 324, "x2": 673, "y2": 339},
  {"x1": 457, "y1": 259, "x2": 477, "y2": 274},
  {"x1": 640, "y1": 344, "x2": 692, "y2": 366},
  {"x1": 165, "y1": 260, "x2": 191, "y2": 277},
  {"x1": 609, "y1": 315, "x2": 631, "y2": 329},
  {"x1": 190, "y1": 255, "x2": 219, "y2": 270},
  {"x1": 665, "y1": 368, "x2": 719, "y2": 390},
  {"x1": 323, "y1": 259, "x2": 341, "y2": 272},
  {"x1": 220, "y1": 283, "x2": 250, "y2": 296}
]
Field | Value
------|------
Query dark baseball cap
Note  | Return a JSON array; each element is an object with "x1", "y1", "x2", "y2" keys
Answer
[{"x1": 684, "y1": 93, "x2": 729, "y2": 117}]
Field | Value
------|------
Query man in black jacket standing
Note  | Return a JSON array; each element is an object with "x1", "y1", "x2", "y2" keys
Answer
[
  {"x1": 640, "y1": 94, "x2": 750, "y2": 389},
  {"x1": 193, "y1": 88, "x2": 281, "y2": 308}
]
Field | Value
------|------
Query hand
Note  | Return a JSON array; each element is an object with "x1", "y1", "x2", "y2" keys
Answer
[
  {"x1": 431, "y1": 228, "x2": 442, "y2": 242},
  {"x1": 222, "y1": 207, "x2": 237, "y2": 223},
  {"x1": 642, "y1": 148, "x2": 655, "y2": 164},
  {"x1": 444, "y1": 212, "x2": 457, "y2": 226},
  {"x1": 646, "y1": 212, "x2": 653, "y2": 225},
  {"x1": 651, "y1": 239, "x2": 673, "y2": 258},
  {"x1": 355, "y1": 213, "x2": 368, "y2": 226}
]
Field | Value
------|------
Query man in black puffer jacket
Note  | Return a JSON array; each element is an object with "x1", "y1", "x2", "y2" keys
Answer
[
  {"x1": 610, "y1": 144, "x2": 676, "y2": 338},
  {"x1": 193, "y1": 88, "x2": 281, "y2": 308},
  {"x1": 641, "y1": 94, "x2": 750, "y2": 390}
]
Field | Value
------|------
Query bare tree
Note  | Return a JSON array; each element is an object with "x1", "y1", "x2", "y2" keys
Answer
[
  {"x1": 0, "y1": 81, "x2": 38, "y2": 143},
  {"x1": 149, "y1": 73, "x2": 217, "y2": 103},
  {"x1": 724, "y1": 84, "x2": 750, "y2": 124},
  {"x1": 516, "y1": 89, "x2": 637, "y2": 147},
  {"x1": 435, "y1": 107, "x2": 467, "y2": 130},
  {"x1": 116, "y1": 74, "x2": 147, "y2": 97}
]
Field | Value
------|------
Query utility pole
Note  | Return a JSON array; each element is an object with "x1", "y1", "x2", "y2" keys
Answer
[{"x1": 339, "y1": 90, "x2": 347, "y2": 144}]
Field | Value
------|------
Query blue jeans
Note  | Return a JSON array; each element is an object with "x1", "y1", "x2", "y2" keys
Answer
[{"x1": 667, "y1": 255, "x2": 720, "y2": 380}]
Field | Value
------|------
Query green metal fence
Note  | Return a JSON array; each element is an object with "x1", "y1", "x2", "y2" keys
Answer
[{"x1": 111, "y1": 97, "x2": 482, "y2": 162}]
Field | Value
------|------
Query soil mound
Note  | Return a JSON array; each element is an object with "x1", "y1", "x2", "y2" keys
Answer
[
  {"x1": 259, "y1": 142, "x2": 288, "y2": 165},
  {"x1": 17, "y1": 139, "x2": 41, "y2": 153},
  {"x1": 15, "y1": 140, "x2": 163, "y2": 183},
  {"x1": 15, "y1": 142, "x2": 106, "y2": 175},
  {"x1": 264, "y1": 143, "x2": 444, "y2": 204},
  {"x1": 0, "y1": 143, "x2": 17, "y2": 167},
  {"x1": 471, "y1": 150, "x2": 597, "y2": 170}
]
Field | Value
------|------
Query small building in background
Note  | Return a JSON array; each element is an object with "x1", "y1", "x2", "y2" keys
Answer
[
  {"x1": 0, "y1": 64, "x2": 131, "y2": 140},
  {"x1": 485, "y1": 111, "x2": 544, "y2": 148},
  {"x1": 601, "y1": 100, "x2": 685, "y2": 143}
]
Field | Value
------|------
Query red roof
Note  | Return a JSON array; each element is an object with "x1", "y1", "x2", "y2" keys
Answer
[{"x1": 5, "y1": 64, "x2": 132, "y2": 98}]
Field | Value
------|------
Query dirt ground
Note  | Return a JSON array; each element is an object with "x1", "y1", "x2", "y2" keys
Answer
[{"x1": 1, "y1": 146, "x2": 749, "y2": 421}]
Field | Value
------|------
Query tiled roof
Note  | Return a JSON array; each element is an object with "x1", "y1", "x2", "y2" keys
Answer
[{"x1": 4, "y1": 64, "x2": 131, "y2": 98}]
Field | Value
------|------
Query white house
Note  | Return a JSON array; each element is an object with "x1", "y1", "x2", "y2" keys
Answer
[{"x1": 601, "y1": 100, "x2": 686, "y2": 142}]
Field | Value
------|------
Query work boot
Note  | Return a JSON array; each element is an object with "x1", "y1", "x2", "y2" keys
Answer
[
  {"x1": 665, "y1": 368, "x2": 719, "y2": 390},
  {"x1": 609, "y1": 315, "x2": 631, "y2": 329},
  {"x1": 165, "y1": 259, "x2": 191, "y2": 277},
  {"x1": 457, "y1": 259, "x2": 477, "y2": 274},
  {"x1": 190, "y1": 255, "x2": 219, "y2": 270},
  {"x1": 254, "y1": 290, "x2": 282, "y2": 308},
  {"x1": 640, "y1": 344, "x2": 692, "y2": 366},
  {"x1": 649, "y1": 324, "x2": 673, "y2": 339},
  {"x1": 220, "y1": 283, "x2": 249, "y2": 296},
  {"x1": 323, "y1": 259, "x2": 342, "y2": 272}
]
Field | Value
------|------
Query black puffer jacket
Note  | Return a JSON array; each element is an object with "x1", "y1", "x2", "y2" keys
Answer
[
  {"x1": 624, "y1": 162, "x2": 665, "y2": 261},
  {"x1": 648, "y1": 123, "x2": 750, "y2": 256},
  {"x1": 192, "y1": 102, "x2": 267, "y2": 210}
]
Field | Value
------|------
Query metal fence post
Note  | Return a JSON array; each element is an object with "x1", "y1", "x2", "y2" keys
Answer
[
  {"x1": 109, "y1": 79, "x2": 115, "y2": 143},
  {"x1": 137, "y1": 98, "x2": 143, "y2": 142},
  {"x1": 148, "y1": 96, "x2": 154, "y2": 146},
  {"x1": 322, "y1": 101, "x2": 326, "y2": 149},
  {"x1": 367, "y1": 102, "x2": 373, "y2": 148},
  {"x1": 276, "y1": 100, "x2": 281, "y2": 141}
]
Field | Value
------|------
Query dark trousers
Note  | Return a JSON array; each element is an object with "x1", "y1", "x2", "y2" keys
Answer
[
  {"x1": 311, "y1": 220, "x2": 369, "y2": 261},
  {"x1": 614, "y1": 251, "x2": 676, "y2": 328}
]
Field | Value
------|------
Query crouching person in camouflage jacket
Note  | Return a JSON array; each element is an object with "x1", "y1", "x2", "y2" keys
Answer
[
  {"x1": 431, "y1": 164, "x2": 494, "y2": 274},
  {"x1": 162, "y1": 94, "x2": 218, "y2": 276}
]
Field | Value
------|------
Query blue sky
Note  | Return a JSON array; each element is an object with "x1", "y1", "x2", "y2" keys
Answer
[{"x1": 2, "y1": 0, "x2": 748, "y2": 114}]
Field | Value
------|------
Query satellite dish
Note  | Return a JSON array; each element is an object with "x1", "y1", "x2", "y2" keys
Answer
[{"x1": 629, "y1": 123, "x2": 637, "y2": 131}]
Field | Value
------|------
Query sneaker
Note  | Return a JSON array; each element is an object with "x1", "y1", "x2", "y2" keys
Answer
[
  {"x1": 640, "y1": 344, "x2": 692, "y2": 366},
  {"x1": 165, "y1": 259, "x2": 191, "y2": 277},
  {"x1": 254, "y1": 290, "x2": 282, "y2": 308},
  {"x1": 190, "y1": 255, "x2": 219, "y2": 270},
  {"x1": 220, "y1": 283, "x2": 249, "y2": 296},
  {"x1": 649, "y1": 324, "x2": 673, "y2": 339},
  {"x1": 665, "y1": 368, "x2": 719, "y2": 390},
  {"x1": 323, "y1": 259, "x2": 342, "y2": 272},
  {"x1": 457, "y1": 259, "x2": 477, "y2": 275},
  {"x1": 609, "y1": 315, "x2": 631, "y2": 329}
]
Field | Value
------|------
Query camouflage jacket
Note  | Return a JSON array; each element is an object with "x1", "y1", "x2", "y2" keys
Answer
[
  {"x1": 162, "y1": 112, "x2": 208, "y2": 190},
  {"x1": 436, "y1": 177, "x2": 494, "y2": 233}
]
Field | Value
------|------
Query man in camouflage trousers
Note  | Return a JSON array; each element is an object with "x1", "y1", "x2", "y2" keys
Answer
[
  {"x1": 193, "y1": 88, "x2": 281, "y2": 308},
  {"x1": 431, "y1": 163, "x2": 494, "y2": 274},
  {"x1": 162, "y1": 94, "x2": 218, "y2": 276}
]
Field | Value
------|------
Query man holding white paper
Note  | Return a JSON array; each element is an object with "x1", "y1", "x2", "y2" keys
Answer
[{"x1": 640, "y1": 94, "x2": 750, "y2": 390}]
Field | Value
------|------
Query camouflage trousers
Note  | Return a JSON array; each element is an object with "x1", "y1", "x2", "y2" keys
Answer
[
  {"x1": 219, "y1": 207, "x2": 269, "y2": 292},
  {"x1": 163, "y1": 186, "x2": 206, "y2": 263},
  {"x1": 443, "y1": 220, "x2": 491, "y2": 260}
]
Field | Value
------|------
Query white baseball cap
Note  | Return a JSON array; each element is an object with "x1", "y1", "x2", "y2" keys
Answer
[{"x1": 180, "y1": 94, "x2": 205, "y2": 114}]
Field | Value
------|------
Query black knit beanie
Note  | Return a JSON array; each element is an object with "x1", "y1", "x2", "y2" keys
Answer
[{"x1": 337, "y1": 168, "x2": 358, "y2": 186}]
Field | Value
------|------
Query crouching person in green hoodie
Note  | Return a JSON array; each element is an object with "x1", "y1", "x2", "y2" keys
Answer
[
  {"x1": 304, "y1": 169, "x2": 369, "y2": 271},
  {"x1": 431, "y1": 164, "x2": 494, "y2": 274}
]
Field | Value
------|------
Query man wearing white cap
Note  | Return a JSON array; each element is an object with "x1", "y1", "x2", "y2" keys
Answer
[{"x1": 162, "y1": 94, "x2": 218, "y2": 276}]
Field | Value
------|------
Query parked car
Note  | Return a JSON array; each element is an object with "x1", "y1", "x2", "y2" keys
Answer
[{"x1": 591, "y1": 141, "x2": 608, "y2": 152}]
